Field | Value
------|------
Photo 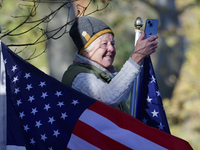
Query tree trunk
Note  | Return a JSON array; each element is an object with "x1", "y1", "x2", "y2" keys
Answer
[
  {"x1": 41, "y1": 2, "x2": 76, "y2": 81},
  {"x1": 152, "y1": 0, "x2": 186, "y2": 99}
]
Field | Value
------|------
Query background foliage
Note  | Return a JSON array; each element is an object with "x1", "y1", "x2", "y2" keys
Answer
[
  {"x1": 0, "y1": 0, "x2": 48, "y2": 70},
  {"x1": 0, "y1": 0, "x2": 200, "y2": 149}
]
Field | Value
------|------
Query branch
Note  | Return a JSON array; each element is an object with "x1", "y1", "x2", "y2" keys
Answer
[{"x1": 1, "y1": 0, "x2": 109, "y2": 60}]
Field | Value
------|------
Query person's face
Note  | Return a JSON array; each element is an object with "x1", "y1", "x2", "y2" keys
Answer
[{"x1": 83, "y1": 33, "x2": 116, "y2": 69}]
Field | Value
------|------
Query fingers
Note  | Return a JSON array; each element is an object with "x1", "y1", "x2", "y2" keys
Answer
[
  {"x1": 146, "y1": 35, "x2": 158, "y2": 51},
  {"x1": 134, "y1": 33, "x2": 158, "y2": 59},
  {"x1": 150, "y1": 40, "x2": 158, "y2": 46},
  {"x1": 150, "y1": 39, "x2": 158, "y2": 53},
  {"x1": 148, "y1": 40, "x2": 158, "y2": 51},
  {"x1": 151, "y1": 44, "x2": 158, "y2": 51},
  {"x1": 147, "y1": 35, "x2": 158, "y2": 42},
  {"x1": 138, "y1": 31, "x2": 145, "y2": 40}
]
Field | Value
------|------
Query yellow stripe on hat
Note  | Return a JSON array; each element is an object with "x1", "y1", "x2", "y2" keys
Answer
[
  {"x1": 79, "y1": 29, "x2": 114, "y2": 54},
  {"x1": 82, "y1": 31, "x2": 91, "y2": 41}
]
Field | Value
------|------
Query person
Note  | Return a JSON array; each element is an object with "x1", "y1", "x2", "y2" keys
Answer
[{"x1": 62, "y1": 16, "x2": 158, "y2": 114}]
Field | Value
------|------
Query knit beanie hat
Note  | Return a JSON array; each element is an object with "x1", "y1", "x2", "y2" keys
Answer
[{"x1": 69, "y1": 16, "x2": 114, "y2": 54}]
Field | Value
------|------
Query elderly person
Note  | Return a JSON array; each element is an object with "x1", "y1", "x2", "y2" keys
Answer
[{"x1": 62, "y1": 16, "x2": 158, "y2": 114}]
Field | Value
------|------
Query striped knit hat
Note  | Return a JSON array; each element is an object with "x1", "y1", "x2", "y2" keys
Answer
[{"x1": 69, "y1": 16, "x2": 114, "y2": 54}]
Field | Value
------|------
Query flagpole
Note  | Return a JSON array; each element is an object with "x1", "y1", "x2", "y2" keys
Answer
[
  {"x1": 130, "y1": 17, "x2": 143, "y2": 117},
  {"x1": 0, "y1": 36, "x2": 7, "y2": 149}
]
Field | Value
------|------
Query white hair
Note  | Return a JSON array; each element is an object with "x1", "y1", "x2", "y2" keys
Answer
[{"x1": 83, "y1": 35, "x2": 104, "y2": 52}]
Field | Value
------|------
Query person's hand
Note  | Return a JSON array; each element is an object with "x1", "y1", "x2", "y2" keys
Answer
[{"x1": 131, "y1": 32, "x2": 158, "y2": 65}]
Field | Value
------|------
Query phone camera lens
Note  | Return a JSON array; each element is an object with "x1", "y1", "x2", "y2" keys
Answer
[{"x1": 148, "y1": 20, "x2": 153, "y2": 27}]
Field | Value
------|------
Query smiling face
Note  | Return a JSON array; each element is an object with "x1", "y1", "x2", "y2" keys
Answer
[{"x1": 82, "y1": 33, "x2": 116, "y2": 69}]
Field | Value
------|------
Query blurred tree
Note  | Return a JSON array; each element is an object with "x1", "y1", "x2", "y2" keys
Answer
[
  {"x1": 41, "y1": 0, "x2": 76, "y2": 81},
  {"x1": 0, "y1": 0, "x2": 48, "y2": 71},
  {"x1": 146, "y1": 0, "x2": 186, "y2": 100}
]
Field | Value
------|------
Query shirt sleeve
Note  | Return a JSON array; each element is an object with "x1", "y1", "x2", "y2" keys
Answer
[{"x1": 71, "y1": 57, "x2": 142, "y2": 106}]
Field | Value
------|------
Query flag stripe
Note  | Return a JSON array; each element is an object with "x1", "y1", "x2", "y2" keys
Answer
[
  {"x1": 76, "y1": 105, "x2": 167, "y2": 150},
  {"x1": 67, "y1": 134, "x2": 100, "y2": 150},
  {"x1": 72, "y1": 119, "x2": 132, "y2": 150},
  {"x1": 6, "y1": 145, "x2": 26, "y2": 150},
  {"x1": 89, "y1": 101, "x2": 192, "y2": 150}
]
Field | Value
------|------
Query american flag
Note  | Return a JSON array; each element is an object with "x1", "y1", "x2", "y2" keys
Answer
[
  {"x1": 0, "y1": 42, "x2": 192, "y2": 150},
  {"x1": 135, "y1": 56, "x2": 171, "y2": 134}
]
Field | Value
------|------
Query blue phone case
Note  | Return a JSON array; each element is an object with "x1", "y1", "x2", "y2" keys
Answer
[{"x1": 144, "y1": 19, "x2": 159, "y2": 39}]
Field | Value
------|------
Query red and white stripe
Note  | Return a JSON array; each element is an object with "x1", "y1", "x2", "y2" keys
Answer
[{"x1": 67, "y1": 101, "x2": 192, "y2": 150}]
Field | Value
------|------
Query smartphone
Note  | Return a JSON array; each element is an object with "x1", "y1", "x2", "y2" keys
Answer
[{"x1": 144, "y1": 19, "x2": 159, "y2": 39}]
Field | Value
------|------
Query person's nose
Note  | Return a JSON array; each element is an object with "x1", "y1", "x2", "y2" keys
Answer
[{"x1": 107, "y1": 44, "x2": 115, "y2": 52}]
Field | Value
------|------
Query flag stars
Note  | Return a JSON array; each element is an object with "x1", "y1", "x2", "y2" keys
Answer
[
  {"x1": 162, "y1": 105, "x2": 165, "y2": 110},
  {"x1": 23, "y1": 124, "x2": 30, "y2": 132},
  {"x1": 142, "y1": 118, "x2": 148, "y2": 124},
  {"x1": 146, "y1": 96, "x2": 152, "y2": 103},
  {"x1": 19, "y1": 111, "x2": 25, "y2": 119},
  {"x1": 11, "y1": 65, "x2": 17, "y2": 72},
  {"x1": 156, "y1": 90, "x2": 161, "y2": 97},
  {"x1": 71, "y1": 100, "x2": 79, "y2": 105},
  {"x1": 17, "y1": 99, "x2": 22, "y2": 106},
  {"x1": 30, "y1": 138, "x2": 36, "y2": 145},
  {"x1": 53, "y1": 129, "x2": 60, "y2": 138},
  {"x1": 158, "y1": 123, "x2": 165, "y2": 130},
  {"x1": 61, "y1": 112, "x2": 68, "y2": 120},
  {"x1": 48, "y1": 116, "x2": 55, "y2": 124},
  {"x1": 26, "y1": 84, "x2": 33, "y2": 91},
  {"x1": 41, "y1": 134, "x2": 47, "y2": 142},
  {"x1": 35, "y1": 120, "x2": 42, "y2": 128},
  {"x1": 28, "y1": 95, "x2": 35, "y2": 103},
  {"x1": 39, "y1": 81, "x2": 46, "y2": 87},
  {"x1": 41, "y1": 92, "x2": 48, "y2": 99},
  {"x1": 151, "y1": 109, "x2": 159, "y2": 117},
  {"x1": 44, "y1": 104, "x2": 51, "y2": 111},
  {"x1": 14, "y1": 87, "x2": 20, "y2": 94},
  {"x1": 31, "y1": 107, "x2": 38, "y2": 115},
  {"x1": 150, "y1": 75, "x2": 156, "y2": 83},
  {"x1": 24, "y1": 73, "x2": 31, "y2": 79},
  {"x1": 4, "y1": 59, "x2": 7, "y2": 64},
  {"x1": 55, "y1": 91, "x2": 62, "y2": 97},
  {"x1": 48, "y1": 147, "x2": 53, "y2": 150},
  {"x1": 12, "y1": 76, "x2": 19, "y2": 83},
  {"x1": 57, "y1": 101, "x2": 64, "y2": 107}
]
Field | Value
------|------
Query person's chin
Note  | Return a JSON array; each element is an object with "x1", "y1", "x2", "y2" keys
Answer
[
  {"x1": 103, "y1": 62, "x2": 113, "y2": 69},
  {"x1": 104, "y1": 57, "x2": 113, "y2": 62}
]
